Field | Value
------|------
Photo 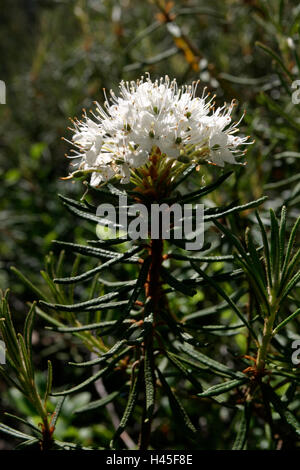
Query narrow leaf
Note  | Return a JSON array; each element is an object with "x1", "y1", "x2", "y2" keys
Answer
[
  {"x1": 50, "y1": 318, "x2": 133, "y2": 333},
  {"x1": 157, "y1": 368, "x2": 197, "y2": 435},
  {"x1": 198, "y1": 378, "x2": 247, "y2": 398},
  {"x1": 232, "y1": 403, "x2": 251, "y2": 450},
  {"x1": 54, "y1": 246, "x2": 141, "y2": 285},
  {"x1": 279, "y1": 206, "x2": 287, "y2": 269},
  {"x1": 144, "y1": 347, "x2": 155, "y2": 420},
  {"x1": 0, "y1": 423, "x2": 33, "y2": 441},
  {"x1": 179, "y1": 171, "x2": 233, "y2": 203},
  {"x1": 111, "y1": 366, "x2": 141, "y2": 448},
  {"x1": 262, "y1": 384, "x2": 300, "y2": 435},
  {"x1": 170, "y1": 164, "x2": 197, "y2": 190},
  {"x1": 205, "y1": 196, "x2": 267, "y2": 221},
  {"x1": 50, "y1": 396, "x2": 66, "y2": 429},
  {"x1": 178, "y1": 343, "x2": 243, "y2": 379},
  {"x1": 10, "y1": 267, "x2": 47, "y2": 301},
  {"x1": 191, "y1": 263, "x2": 257, "y2": 339},
  {"x1": 273, "y1": 308, "x2": 300, "y2": 335},
  {"x1": 44, "y1": 360, "x2": 53, "y2": 403},
  {"x1": 75, "y1": 390, "x2": 120, "y2": 414},
  {"x1": 256, "y1": 41, "x2": 293, "y2": 80},
  {"x1": 39, "y1": 291, "x2": 122, "y2": 312},
  {"x1": 161, "y1": 267, "x2": 196, "y2": 296}
]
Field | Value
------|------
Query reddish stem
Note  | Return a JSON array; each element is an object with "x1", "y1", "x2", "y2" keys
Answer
[{"x1": 139, "y1": 238, "x2": 164, "y2": 450}]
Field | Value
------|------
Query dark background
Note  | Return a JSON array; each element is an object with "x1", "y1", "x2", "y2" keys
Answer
[{"x1": 0, "y1": 0, "x2": 299, "y2": 449}]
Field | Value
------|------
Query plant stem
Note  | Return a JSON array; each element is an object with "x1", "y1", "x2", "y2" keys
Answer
[
  {"x1": 139, "y1": 238, "x2": 163, "y2": 450},
  {"x1": 256, "y1": 298, "x2": 278, "y2": 373}
]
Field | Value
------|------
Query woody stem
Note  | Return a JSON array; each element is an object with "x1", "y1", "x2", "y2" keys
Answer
[
  {"x1": 256, "y1": 297, "x2": 279, "y2": 373},
  {"x1": 139, "y1": 237, "x2": 164, "y2": 450}
]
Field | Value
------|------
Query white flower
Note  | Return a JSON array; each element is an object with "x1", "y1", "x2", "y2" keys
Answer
[{"x1": 65, "y1": 75, "x2": 251, "y2": 185}]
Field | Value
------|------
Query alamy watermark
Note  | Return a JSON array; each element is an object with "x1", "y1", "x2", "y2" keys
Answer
[
  {"x1": 291, "y1": 339, "x2": 300, "y2": 365},
  {"x1": 0, "y1": 80, "x2": 6, "y2": 104},
  {"x1": 291, "y1": 80, "x2": 300, "y2": 104},
  {"x1": 0, "y1": 340, "x2": 6, "y2": 364},
  {"x1": 96, "y1": 196, "x2": 204, "y2": 251}
]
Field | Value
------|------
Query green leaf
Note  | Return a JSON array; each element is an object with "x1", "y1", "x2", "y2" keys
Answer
[
  {"x1": 144, "y1": 347, "x2": 156, "y2": 420},
  {"x1": 283, "y1": 248, "x2": 300, "y2": 289},
  {"x1": 212, "y1": 220, "x2": 268, "y2": 309},
  {"x1": 87, "y1": 184, "x2": 124, "y2": 202},
  {"x1": 280, "y1": 270, "x2": 300, "y2": 305},
  {"x1": 256, "y1": 41, "x2": 293, "y2": 80},
  {"x1": 165, "y1": 351, "x2": 203, "y2": 390},
  {"x1": 183, "y1": 288, "x2": 247, "y2": 322},
  {"x1": 50, "y1": 396, "x2": 66, "y2": 429},
  {"x1": 17, "y1": 333, "x2": 33, "y2": 379},
  {"x1": 170, "y1": 253, "x2": 234, "y2": 262},
  {"x1": 204, "y1": 196, "x2": 267, "y2": 221},
  {"x1": 212, "y1": 220, "x2": 252, "y2": 260},
  {"x1": 0, "y1": 365, "x2": 24, "y2": 393},
  {"x1": 44, "y1": 360, "x2": 53, "y2": 403},
  {"x1": 265, "y1": 173, "x2": 300, "y2": 190},
  {"x1": 23, "y1": 302, "x2": 36, "y2": 367},
  {"x1": 68, "y1": 340, "x2": 128, "y2": 367},
  {"x1": 56, "y1": 250, "x2": 66, "y2": 278},
  {"x1": 262, "y1": 384, "x2": 300, "y2": 436},
  {"x1": 49, "y1": 318, "x2": 133, "y2": 333},
  {"x1": 14, "y1": 438, "x2": 40, "y2": 449},
  {"x1": 178, "y1": 343, "x2": 243, "y2": 379},
  {"x1": 186, "y1": 320, "x2": 257, "y2": 335},
  {"x1": 273, "y1": 308, "x2": 300, "y2": 335},
  {"x1": 279, "y1": 206, "x2": 287, "y2": 269},
  {"x1": 88, "y1": 237, "x2": 130, "y2": 246},
  {"x1": 107, "y1": 184, "x2": 127, "y2": 198},
  {"x1": 191, "y1": 263, "x2": 257, "y2": 339},
  {"x1": 53, "y1": 440, "x2": 97, "y2": 450},
  {"x1": 275, "y1": 151, "x2": 300, "y2": 159},
  {"x1": 53, "y1": 348, "x2": 131, "y2": 396},
  {"x1": 0, "y1": 423, "x2": 33, "y2": 441},
  {"x1": 198, "y1": 378, "x2": 247, "y2": 398},
  {"x1": 10, "y1": 267, "x2": 47, "y2": 301},
  {"x1": 204, "y1": 200, "x2": 236, "y2": 217},
  {"x1": 35, "y1": 306, "x2": 64, "y2": 327},
  {"x1": 52, "y1": 241, "x2": 126, "y2": 261},
  {"x1": 256, "y1": 210, "x2": 272, "y2": 288},
  {"x1": 170, "y1": 164, "x2": 197, "y2": 190},
  {"x1": 161, "y1": 267, "x2": 196, "y2": 296},
  {"x1": 278, "y1": 0, "x2": 284, "y2": 24},
  {"x1": 119, "y1": 256, "x2": 151, "y2": 321},
  {"x1": 59, "y1": 200, "x2": 103, "y2": 224},
  {"x1": 165, "y1": 351, "x2": 208, "y2": 373},
  {"x1": 232, "y1": 403, "x2": 251, "y2": 450},
  {"x1": 4, "y1": 412, "x2": 41, "y2": 437},
  {"x1": 52, "y1": 366, "x2": 111, "y2": 396},
  {"x1": 40, "y1": 270, "x2": 64, "y2": 303},
  {"x1": 39, "y1": 291, "x2": 123, "y2": 312},
  {"x1": 75, "y1": 390, "x2": 121, "y2": 414},
  {"x1": 281, "y1": 215, "x2": 300, "y2": 283},
  {"x1": 259, "y1": 92, "x2": 300, "y2": 132},
  {"x1": 245, "y1": 228, "x2": 266, "y2": 286},
  {"x1": 58, "y1": 193, "x2": 95, "y2": 211},
  {"x1": 83, "y1": 300, "x2": 129, "y2": 313},
  {"x1": 270, "y1": 209, "x2": 280, "y2": 284},
  {"x1": 54, "y1": 246, "x2": 141, "y2": 284},
  {"x1": 157, "y1": 368, "x2": 197, "y2": 435},
  {"x1": 111, "y1": 365, "x2": 141, "y2": 448},
  {"x1": 178, "y1": 171, "x2": 233, "y2": 203},
  {"x1": 0, "y1": 294, "x2": 21, "y2": 361}
]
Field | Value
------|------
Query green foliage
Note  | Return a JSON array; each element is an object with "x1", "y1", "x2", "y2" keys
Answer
[{"x1": 0, "y1": 0, "x2": 299, "y2": 451}]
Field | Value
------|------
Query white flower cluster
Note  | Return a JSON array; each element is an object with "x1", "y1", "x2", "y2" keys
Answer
[{"x1": 66, "y1": 75, "x2": 251, "y2": 186}]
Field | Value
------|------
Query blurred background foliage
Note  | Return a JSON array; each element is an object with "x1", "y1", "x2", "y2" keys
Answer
[{"x1": 0, "y1": 0, "x2": 299, "y2": 449}]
